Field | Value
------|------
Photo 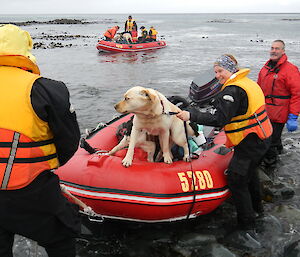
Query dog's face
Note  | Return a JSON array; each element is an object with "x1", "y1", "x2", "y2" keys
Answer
[
  {"x1": 115, "y1": 86, "x2": 157, "y2": 114},
  {"x1": 114, "y1": 33, "x2": 122, "y2": 41},
  {"x1": 122, "y1": 33, "x2": 132, "y2": 39}
]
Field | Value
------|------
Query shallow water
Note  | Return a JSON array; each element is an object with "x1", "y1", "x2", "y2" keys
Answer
[{"x1": 1, "y1": 13, "x2": 300, "y2": 257}]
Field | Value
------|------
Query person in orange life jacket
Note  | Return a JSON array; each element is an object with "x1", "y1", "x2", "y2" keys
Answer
[
  {"x1": 138, "y1": 26, "x2": 148, "y2": 43},
  {"x1": 177, "y1": 54, "x2": 272, "y2": 231},
  {"x1": 0, "y1": 24, "x2": 81, "y2": 257},
  {"x1": 103, "y1": 25, "x2": 120, "y2": 41},
  {"x1": 148, "y1": 26, "x2": 158, "y2": 41},
  {"x1": 257, "y1": 40, "x2": 300, "y2": 170},
  {"x1": 125, "y1": 15, "x2": 138, "y2": 33}
]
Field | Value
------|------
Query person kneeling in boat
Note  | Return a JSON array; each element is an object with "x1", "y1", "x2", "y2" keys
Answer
[
  {"x1": 148, "y1": 26, "x2": 158, "y2": 42},
  {"x1": 103, "y1": 25, "x2": 120, "y2": 41},
  {"x1": 177, "y1": 54, "x2": 272, "y2": 232},
  {"x1": 137, "y1": 26, "x2": 148, "y2": 43}
]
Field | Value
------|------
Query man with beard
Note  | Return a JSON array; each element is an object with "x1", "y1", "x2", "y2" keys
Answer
[{"x1": 257, "y1": 40, "x2": 300, "y2": 171}]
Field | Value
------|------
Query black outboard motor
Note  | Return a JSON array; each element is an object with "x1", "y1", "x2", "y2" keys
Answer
[{"x1": 189, "y1": 69, "x2": 222, "y2": 107}]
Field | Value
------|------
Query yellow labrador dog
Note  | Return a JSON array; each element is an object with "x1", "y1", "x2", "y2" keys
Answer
[
  {"x1": 113, "y1": 32, "x2": 133, "y2": 44},
  {"x1": 109, "y1": 86, "x2": 195, "y2": 167}
]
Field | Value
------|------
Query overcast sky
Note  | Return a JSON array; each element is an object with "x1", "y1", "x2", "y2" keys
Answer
[{"x1": 1, "y1": 0, "x2": 300, "y2": 14}]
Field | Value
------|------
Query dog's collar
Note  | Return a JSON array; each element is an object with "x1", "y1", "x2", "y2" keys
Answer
[{"x1": 159, "y1": 95, "x2": 179, "y2": 116}]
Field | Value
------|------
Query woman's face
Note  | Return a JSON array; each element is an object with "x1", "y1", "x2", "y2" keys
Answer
[{"x1": 214, "y1": 65, "x2": 233, "y2": 84}]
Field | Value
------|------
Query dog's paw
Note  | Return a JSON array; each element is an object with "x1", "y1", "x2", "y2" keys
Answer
[
  {"x1": 183, "y1": 155, "x2": 191, "y2": 162},
  {"x1": 163, "y1": 154, "x2": 173, "y2": 164},
  {"x1": 122, "y1": 157, "x2": 132, "y2": 167}
]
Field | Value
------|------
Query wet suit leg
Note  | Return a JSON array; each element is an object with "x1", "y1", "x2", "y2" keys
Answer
[
  {"x1": 227, "y1": 170, "x2": 256, "y2": 229},
  {"x1": 248, "y1": 167, "x2": 264, "y2": 214},
  {"x1": 227, "y1": 134, "x2": 271, "y2": 230},
  {"x1": 0, "y1": 226, "x2": 14, "y2": 257}
]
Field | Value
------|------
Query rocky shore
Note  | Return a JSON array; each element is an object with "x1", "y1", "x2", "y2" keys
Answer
[{"x1": 2, "y1": 18, "x2": 109, "y2": 26}]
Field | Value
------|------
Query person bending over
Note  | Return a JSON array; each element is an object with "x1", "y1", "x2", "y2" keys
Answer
[{"x1": 177, "y1": 54, "x2": 272, "y2": 232}]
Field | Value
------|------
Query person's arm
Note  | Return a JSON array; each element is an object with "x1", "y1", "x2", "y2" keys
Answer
[
  {"x1": 177, "y1": 86, "x2": 248, "y2": 128},
  {"x1": 30, "y1": 77, "x2": 80, "y2": 166},
  {"x1": 287, "y1": 65, "x2": 300, "y2": 116},
  {"x1": 285, "y1": 65, "x2": 300, "y2": 131}
]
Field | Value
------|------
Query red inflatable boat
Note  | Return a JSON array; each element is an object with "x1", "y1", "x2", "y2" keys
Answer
[
  {"x1": 96, "y1": 40, "x2": 167, "y2": 53},
  {"x1": 55, "y1": 114, "x2": 233, "y2": 222}
]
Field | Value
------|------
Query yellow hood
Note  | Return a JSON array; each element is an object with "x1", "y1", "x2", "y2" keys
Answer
[{"x1": 0, "y1": 24, "x2": 40, "y2": 74}]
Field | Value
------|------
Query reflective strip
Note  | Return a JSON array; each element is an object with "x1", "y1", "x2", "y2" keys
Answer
[
  {"x1": 1, "y1": 132, "x2": 20, "y2": 189},
  {"x1": 225, "y1": 116, "x2": 268, "y2": 134}
]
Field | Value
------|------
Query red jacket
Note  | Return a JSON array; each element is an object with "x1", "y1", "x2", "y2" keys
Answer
[{"x1": 257, "y1": 54, "x2": 300, "y2": 123}]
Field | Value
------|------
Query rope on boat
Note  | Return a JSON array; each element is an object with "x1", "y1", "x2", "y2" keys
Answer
[
  {"x1": 60, "y1": 185, "x2": 104, "y2": 223},
  {"x1": 184, "y1": 121, "x2": 197, "y2": 220}
]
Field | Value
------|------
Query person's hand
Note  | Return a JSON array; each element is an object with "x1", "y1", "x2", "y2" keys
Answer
[
  {"x1": 286, "y1": 113, "x2": 298, "y2": 132},
  {"x1": 176, "y1": 110, "x2": 190, "y2": 121}
]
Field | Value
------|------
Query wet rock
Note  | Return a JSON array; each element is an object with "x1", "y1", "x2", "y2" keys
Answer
[
  {"x1": 262, "y1": 182, "x2": 295, "y2": 202},
  {"x1": 178, "y1": 233, "x2": 217, "y2": 246},
  {"x1": 32, "y1": 34, "x2": 94, "y2": 41},
  {"x1": 33, "y1": 41, "x2": 73, "y2": 49},
  {"x1": 192, "y1": 243, "x2": 237, "y2": 257},
  {"x1": 283, "y1": 239, "x2": 300, "y2": 257},
  {"x1": 255, "y1": 214, "x2": 282, "y2": 235},
  {"x1": 250, "y1": 39, "x2": 264, "y2": 42},
  {"x1": 33, "y1": 42, "x2": 47, "y2": 49},
  {"x1": 207, "y1": 19, "x2": 233, "y2": 23},
  {"x1": 2, "y1": 19, "x2": 96, "y2": 26},
  {"x1": 270, "y1": 204, "x2": 300, "y2": 224},
  {"x1": 221, "y1": 230, "x2": 262, "y2": 251},
  {"x1": 152, "y1": 238, "x2": 176, "y2": 257},
  {"x1": 282, "y1": 18, "x2": 300, "y2": 21},
  {"x1": 13, "y1": 235, "x2": 46, "y2": 257}
]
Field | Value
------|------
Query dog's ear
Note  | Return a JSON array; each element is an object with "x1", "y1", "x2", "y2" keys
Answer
[{"x1": 140, "y1": 89, "x2": 156, "y2": 102}]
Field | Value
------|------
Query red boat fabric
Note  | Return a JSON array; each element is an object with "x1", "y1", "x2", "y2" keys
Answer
[
  {"x1": 55, "y1": 115, "x2": 233, "y2": 222},
  {"x1": 96, "y1": 40, "x2": 167, "y2": 53}
]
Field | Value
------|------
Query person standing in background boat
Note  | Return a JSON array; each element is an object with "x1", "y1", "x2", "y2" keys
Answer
[
  {"x1": 177, "y1": 54, "x2": 272, "y2": 234},
  {"x1": 125, "y1": 15, "x2": 138, "y2": 43},
  {"x1": 0, "y1": 24, "x2": 81, "y2": 257},
  {"x1": 257, "y1": 40, "x2": 300, "y2": 171},
  {"x1": 148, "y1": 26, "x2": 158, "y2": 41},
  {"x1": 103, "y1": 25, "x2": 120, "y2": 41}
]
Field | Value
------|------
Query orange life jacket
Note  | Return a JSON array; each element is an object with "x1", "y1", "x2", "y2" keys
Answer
[
  {"x1": 222, "y1": 69, "x2": 273, "y2": 147},
  {"x1": 104, "y1": 26, "x2": 118, "y2": 39},
  {"x1": 0, "y1": 61, "x2": 59, "y2": 190}
]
